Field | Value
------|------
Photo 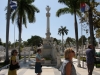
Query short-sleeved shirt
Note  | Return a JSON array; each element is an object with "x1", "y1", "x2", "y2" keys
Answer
[
  {"x1": 86, "y1": 48, "x2": 95, "y2": 64},
  {"x1": 36, "y1": 53, "x2": 41, "y2": 60},
  {"x1": 10, "y1": 56, "x2": 16, "y2": 63}
]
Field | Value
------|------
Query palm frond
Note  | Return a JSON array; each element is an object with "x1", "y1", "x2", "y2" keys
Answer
[
  {"x1": 11, "y1": 0, "x2": 39, "y2": 31},
  {"x1": 58, "y1": 26, "x2": 69, "y2": 36},
  {"x1": 16, "y1": 16, "x2": 21, "y2": 32},
  {"x1": 22, "y1": 11, "x2": 27, "y2": 28},
  {"x1": 58, "y1": 0, "x2": 69, "y2": 6},
  {"x1": 11, "y1": 9, "x2": 18, "y2": 23},
  {"x1": 25, "y1": 0, "x2": 35, "y2": 4},
  {"x1": 56, "y1": 7, "x2": 74, "y2": 17},
  {"x1": 29, "y1": 5, "x2": 40, "y2": 13}
]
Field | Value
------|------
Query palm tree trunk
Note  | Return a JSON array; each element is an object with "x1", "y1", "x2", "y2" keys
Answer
[
  {"x1": 18, "y1": 32, "x2": 21, "y2": 59},
  {"x1": 74, "y1": 11, "x2": 78, "y2": 56},
  {"x1": 5, "y1": 0, "x2": 11, "y2": 64},
  {"x1": 88, "y1": 3, "x2": 95, "y2": 46},
  {"x1": 74, "y1": 9, "x2": 81, "y2": 67},
  {"x1": 62, "y1": 35, "x2": 64, "y2": 51},
  {"x1": 18, "y1": 16, "x2": 22, "y2": 59}
]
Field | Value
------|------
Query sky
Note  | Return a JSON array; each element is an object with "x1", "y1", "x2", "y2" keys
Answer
[{"x1": 0, "y1": 0, "x2": 100, "y2": 43}]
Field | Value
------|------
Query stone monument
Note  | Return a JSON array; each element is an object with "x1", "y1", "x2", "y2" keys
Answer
[{"x1": 40, "y1": 6, "x2": 61, "y2": 65}]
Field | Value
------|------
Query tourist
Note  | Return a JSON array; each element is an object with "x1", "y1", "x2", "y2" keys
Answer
[
  {"x1": 59, "y1": 48, "x2": 77, "y2": 75},
  {"x1": 35, "y1": 49, "x2": 44, "y2": 75},
  {"x1": 86, "y1": 44, "x2": 95, "y2": 75},
  {"x1": 8, "y1": 49, "x2": 19, "y2": 75}
]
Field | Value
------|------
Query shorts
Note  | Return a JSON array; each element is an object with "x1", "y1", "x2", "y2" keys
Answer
[{"x1": 35, "y1": 62, "x2": 42, "y2": 73}]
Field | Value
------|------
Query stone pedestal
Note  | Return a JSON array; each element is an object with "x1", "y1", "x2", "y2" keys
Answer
[{"x1": 41, "y1": 37, "x2": 57, "y2": 64}]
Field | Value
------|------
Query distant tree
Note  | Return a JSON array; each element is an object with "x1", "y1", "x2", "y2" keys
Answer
[
  {"x1": 53, "y1": 38, "x2": 61, "y2": 45},
  {"x1": 0, "y1": 38, "x2": 3, "y2": 45},
  {"x1": 2, "y1": 43, "x2": 6, "y2": 47},
  {"x1": 58, "y1": 40, "x2": 61, "y2": 45},
  {"x1": 58, "y1": 26, "x2": 68, "y2": 51},
  {"x1": 71, "y1": 38, "x2": 76, "y2": 45},
  {"x1": 23, "y1": 41, "x2": 28, "y2": 47},
  {"x1": 78, "y1": 35, "x2": 87, "y2": 46},
  {"x1": 88, "y1": 36, "x2": 97, "y2": 46},
  {"x1": 27, "y1": 35, "x2": 43, "y2": 47},
  {"x1": 66, "y1": 37, "x2": 72, "y2": 47},
  {"x1": 66, "y1": 37, "x2": 76, "y2": 47}
]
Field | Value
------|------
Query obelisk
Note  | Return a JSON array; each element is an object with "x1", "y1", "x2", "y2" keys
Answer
[{"x1": 46, "y1": 6, "x2": 51, "y2": 39}]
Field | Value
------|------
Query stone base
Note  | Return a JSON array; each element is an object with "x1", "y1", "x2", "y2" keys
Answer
[{"x1": 44, "y1": 60, "x2": 51, "y2": 64}]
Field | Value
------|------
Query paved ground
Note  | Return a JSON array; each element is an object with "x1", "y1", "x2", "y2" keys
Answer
[
  {"x1": 73, "y1": 59, "x2": 100, "y2": 75},
  {"x1": 0, "y1": 58, "x2": 99, "y2": 75}
]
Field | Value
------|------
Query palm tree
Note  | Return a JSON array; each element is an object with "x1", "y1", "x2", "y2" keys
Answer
[
  {"x1": 56, "y1": 0, "x2": 83, "y2": 56},
  {"x1": 58, "y1": 26, "x2": 68, "y2": 51},
  {"x1": 11, "y1": 0, "x2": 40, "y2": 59}
]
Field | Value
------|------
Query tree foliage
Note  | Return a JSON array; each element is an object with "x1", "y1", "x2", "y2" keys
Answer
[
  {"x1": 78, "y1": 35, "x2": 87, "y2": 46},
  {"x1": 27, "y1": 35, "x2": 43, "y2": 46},
  {"x1": 88, "y1": 36, "x2": 97, "y2": 46},
  {"x1": 56, "y1": 0, "x2": 86, "y2": 17},
  {"x1": 58, "y1": 26, "x2": 68, "y2": 36},
  {"x1": 81, "y1": 2, "x2": 100, "y2": 29},
  {"x1": 11, "y1": 0, "x2": 40, "y2": 33},
  {"x1": 66, "y1": 37, "x2": 75, "y2": 47},
  {"x1": 0, "y1": 38, "x2": 2, "y2": 45},
  {"x1": 53, "y1": 38, "x2": 61, "y2": 45},
  {"x1": 96, "y1": 28, "x2": 100, "y2": 38}
]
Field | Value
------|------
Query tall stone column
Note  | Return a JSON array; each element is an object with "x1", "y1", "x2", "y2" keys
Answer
[{"x1": 46, "y1": 6, "x2": 51, "y2": 39}]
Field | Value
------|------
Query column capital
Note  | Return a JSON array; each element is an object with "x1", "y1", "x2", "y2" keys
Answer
[{"x1": 46, "y1": 13, "x2": 50, "y2": 17}]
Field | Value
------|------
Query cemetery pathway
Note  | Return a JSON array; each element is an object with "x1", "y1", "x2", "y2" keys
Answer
[{"x1": 0, "y1": 58, "x2": 99, "y2": 75}]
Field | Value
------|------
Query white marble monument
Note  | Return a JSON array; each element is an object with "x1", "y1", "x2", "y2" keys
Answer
[{"x1": 40, "y1": 6, "x2": 61, "y2": 65}]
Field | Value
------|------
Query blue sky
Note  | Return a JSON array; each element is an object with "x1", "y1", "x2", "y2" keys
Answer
[{"x1": 0, "y1": 0, "x2": 99, "y2": 43}]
